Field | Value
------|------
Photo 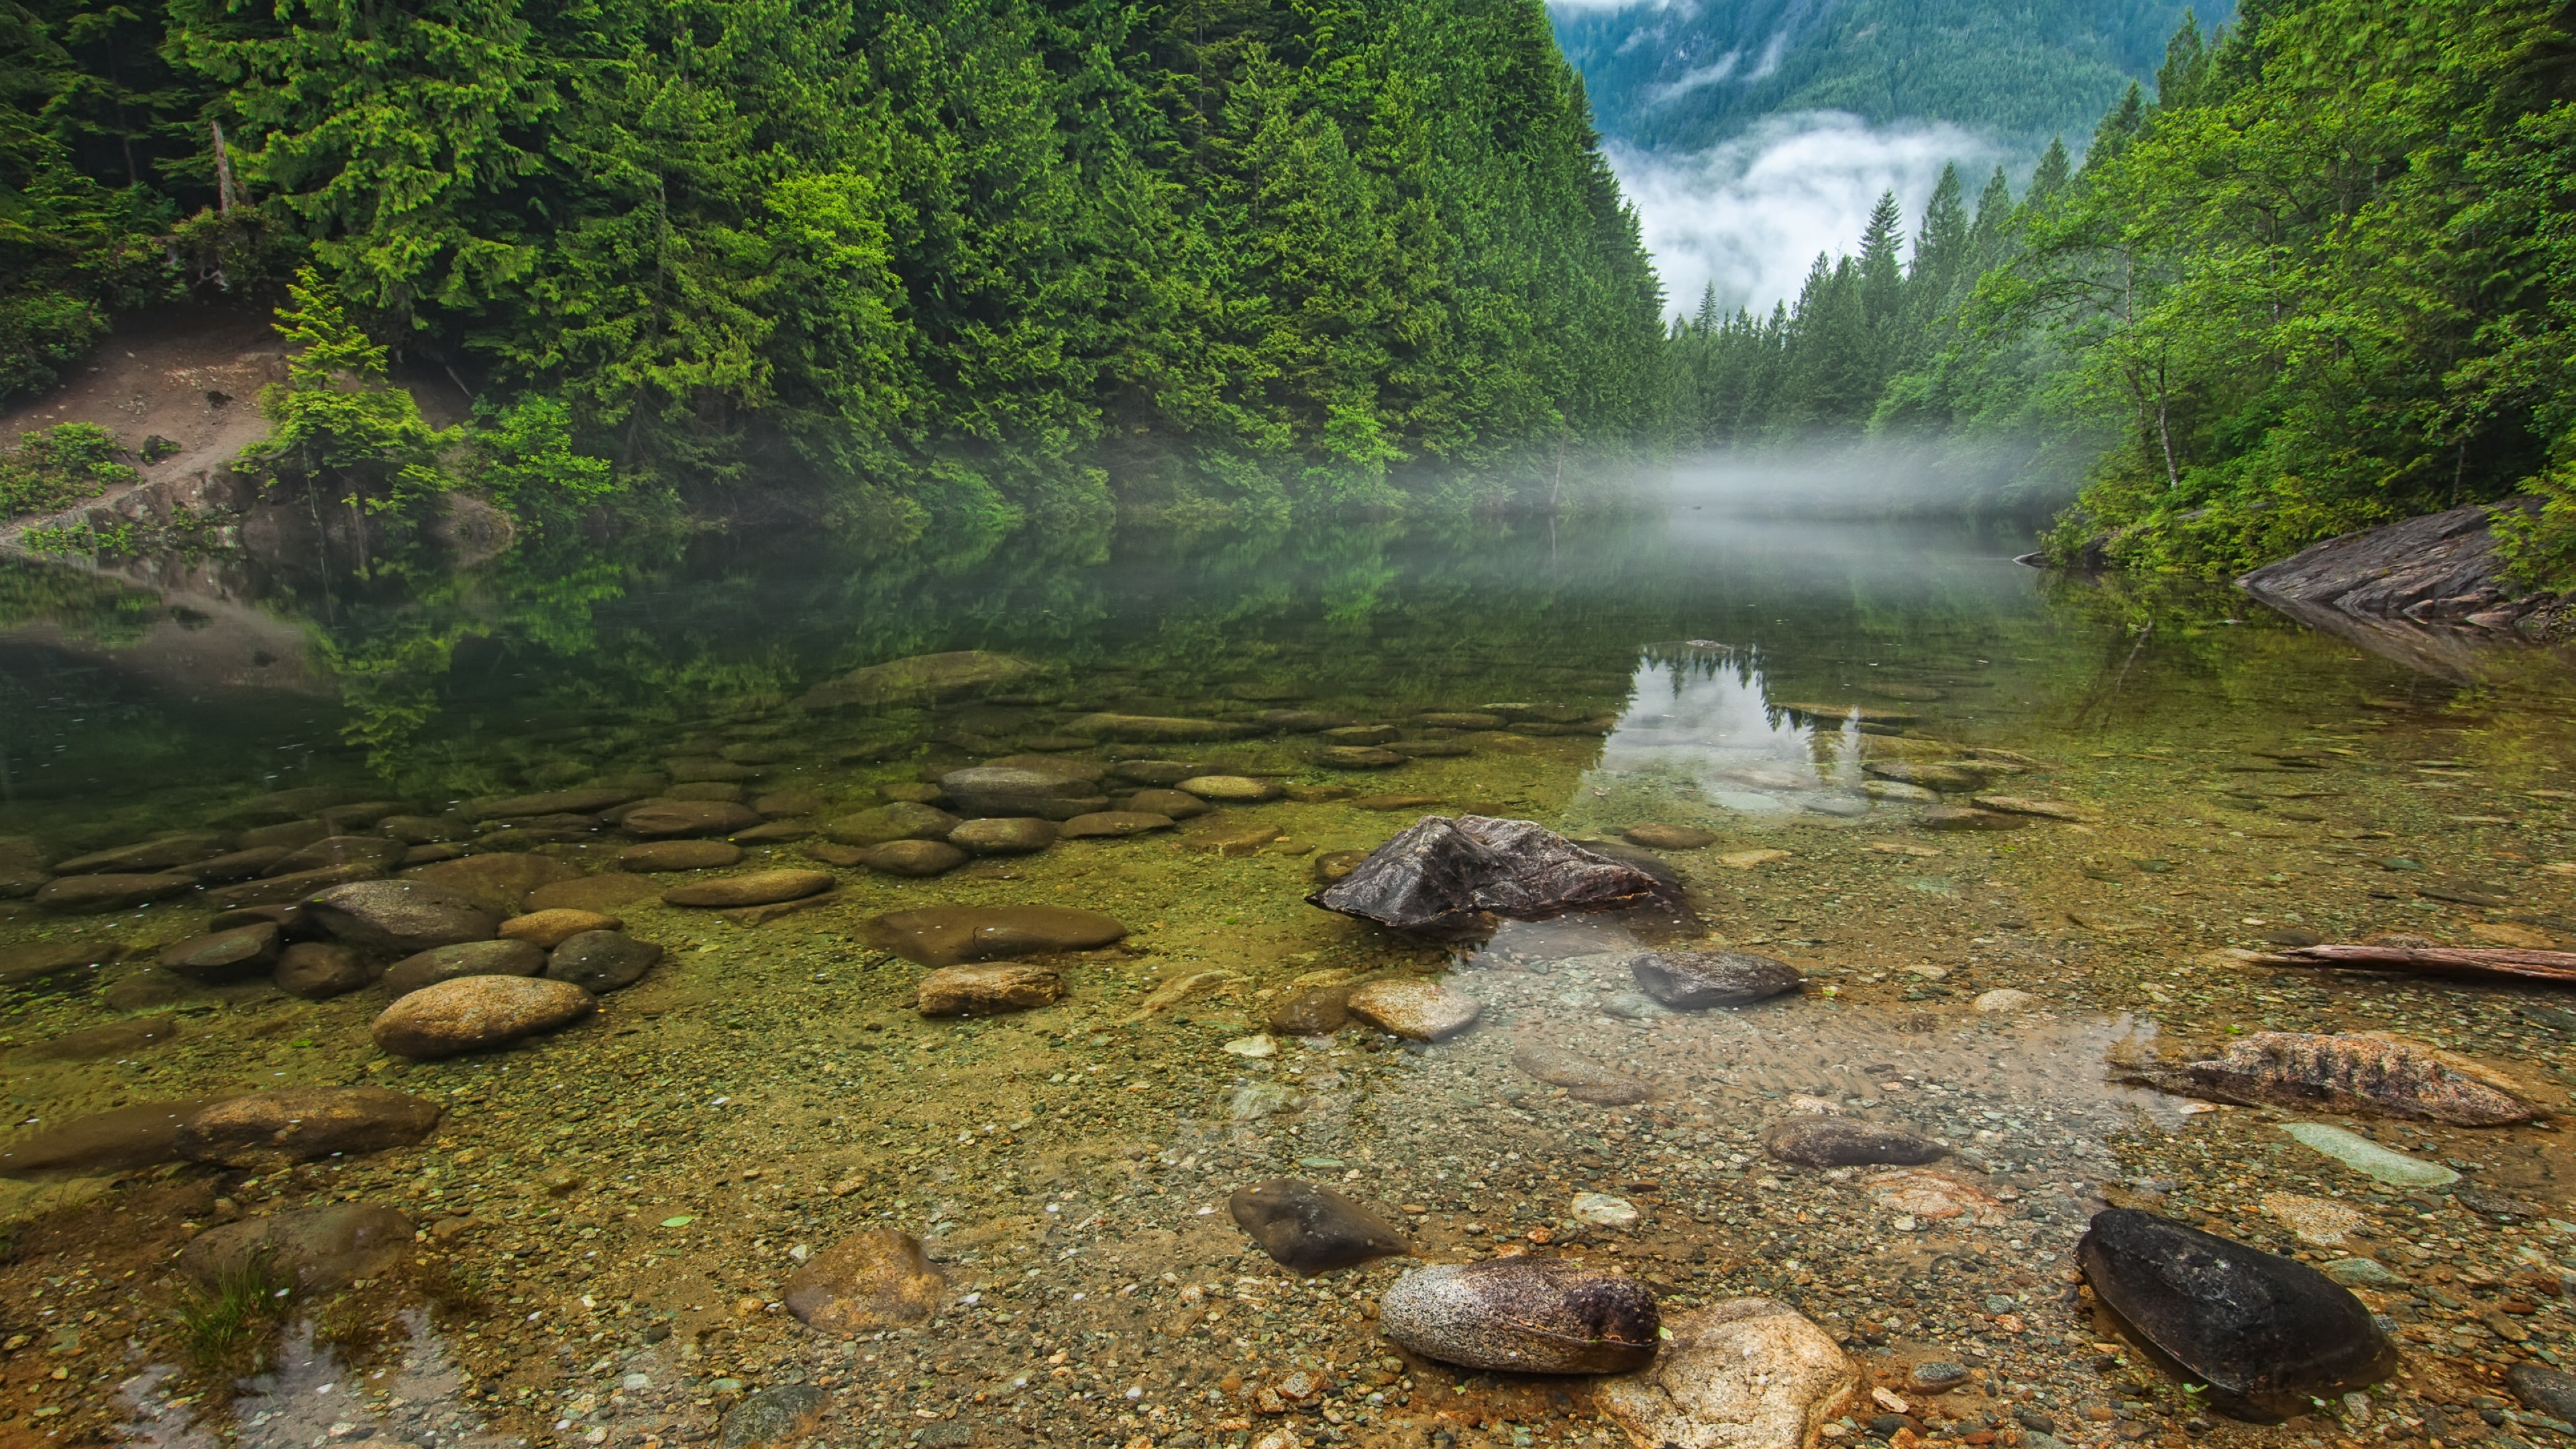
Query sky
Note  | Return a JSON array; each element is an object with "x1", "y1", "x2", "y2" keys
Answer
[{"x1": 1606, "y1": 110, "x2": 2003, "y2": 319}]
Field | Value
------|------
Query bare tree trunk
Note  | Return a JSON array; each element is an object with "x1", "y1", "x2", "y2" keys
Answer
[{"x1": 211, "y1": 120, "x2": 236, "y2": 214}]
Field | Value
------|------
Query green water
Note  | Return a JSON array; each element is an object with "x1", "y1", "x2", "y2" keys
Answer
[{"x1": 1, "y1": 511, "x2": 2573, "y2": 1449}]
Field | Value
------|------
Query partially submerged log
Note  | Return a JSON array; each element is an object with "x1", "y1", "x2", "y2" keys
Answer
[{"x1": 2259, "y1": 943, "x2": 2576, "y2": 986}]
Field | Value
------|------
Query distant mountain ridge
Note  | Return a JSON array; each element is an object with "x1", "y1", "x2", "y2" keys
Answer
[{"x1": 1552, "y1": 0, "x2": 2233, "y2": 155}]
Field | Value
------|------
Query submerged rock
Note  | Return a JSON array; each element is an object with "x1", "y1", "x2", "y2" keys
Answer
[
  {"x1": 52, "y1": 833, "x2": 227, "y2": 875},
  {"x1": 1179, "y1": 775, "x2": 1283, "y2": 802},
  {"x1": 545, "y1": 931, "x2": 663, "y2": 993},
  {"x1": 403, "y1": 853, "x2": 586, "y2": 914},
  {"x1": 861, "y1": 841, "x2": 967, "y2": 877},
  {"x1": 308, "y1": 880, "x2": 498, "y2": 954},
  {"x1": 274, "y1": 941, "x2": 372, "y2": 1000},
  {"x1": 938, "y1": 767, "x2": 1107, "y2": 820},
  {"x1": 1125, "y1": 788, "x2": 1210, "y2": 820},
  {"x1": 1597, "y1": 1298, "x2": 1860, "y2": 1449},
  {"x1": 799, "y1": 650, "x2": 1038, "y2": 710},
  {"x1": 1623, "y1": 823, "x2": 1718, "y2": 850},
  {"x1": 863, "y1": 906, "x2": 1128, "y2": 966},
  {"x1": 498, "y1": 908, "x2": 624, "y2": 949},
  {"x1": 2076, "y1": 1208, "x2": 2396, "y2": 1421},
  {"x1": 718, "y1": 1385, "x2": 830, "y2": 1449},
  {"x1": 0, "y1": 1098, "x2": 226, "y2": 1178},
  {"x1": 1059, "y1": 810, "x2": 1173, "y2": 838},
  {"x1": 1228, "y1": 1179, "x2": 1411, "y2": 1273},
  {"x1": 1631, "y1": 951, "x2": 1802, "y2": 1008},
  {"x1": 948, "y1": 816, "x2": 1059, "y2": 855},
  {"x1": 622, "y1": 799, "x2": 762, "y2": 838},
  {"x1": 264, "y1": 834, "x2": 407, "y2": 877},
  {"x1": 2121, "y1": 1030, "x2": 2532, "y2": 1125},
  {"x1": 35, "y1": 872, "x2": 197, "y2": 913},
  {"x1": 1063, "y1": 713, "x2": 1257, "y2": 742},
  {"x1": 823, "y1": 802, "x2": 963, "y2": 847},
  {"x1": 2506, "y1": 1364, "x2": 2576, "y2": 1425},
  {"x1": 175, "y1": 1087, "x2": 442, "y2": 1167},
  {"x1": 915, "y1": 963, "x2": 1064, "y2": 1016},
  {"x1": 1510, "y1": 1041, "x2": 1654, "y2": 1104},
  {"x1": 1763, "y1": 1119, "x2": 1948, "y2": 1169},
  {"x1": 1308, "y1": 814, "x2": 1670, "y2": 937},
  {"x1": 372, "y1": 975, "x2": 596, "y2": 1059},
  {"x1": 619, "y1": 841, "x2": 743, "y2": 872},
  {"x1": 1378, "y1": 1258, "x2": 1659, "y2": 1373},
  {"x1": 1269, "y1": 985, "x2": 1353, "y2": 1035},
  {"x1": 662, "y1": 869, "x2": 833, "y2": 908},
  {"x1": 783, "y1": 1230, "x2": 947, "y2": 1332},
  {"x1": 157, "y1": 922, "x2": 282, "y2": 981},
  {"x1": 1345, "y1": 978, "x2": 1481, "y2": 1040},
  {"x1": 383, "y1": 939, "x2": 547, "y2": 996},
  {"x1": 179, "y1": 1203, "x2": 414, "y2": 1292}
]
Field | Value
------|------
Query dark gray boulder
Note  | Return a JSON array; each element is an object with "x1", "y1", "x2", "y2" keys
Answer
[
  {"x1": 1228, "y1": 1179, "x2": 1411, "y2": 1274},
  {"x1": 1307, "y1": 815, "x2": 1671, "y2": 937},
  {"x1": 2076, "y1": 1208, "x2": 2396, "y2": 1421}
]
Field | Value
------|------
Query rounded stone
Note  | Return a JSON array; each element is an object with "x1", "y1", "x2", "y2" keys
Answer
[
  {"x1": 1763, "y1": 1118, "x2": 1949, "y2": 1169},
  {"x1": 1345, "y1": 977, "x2": 1482, "y2": 1040},
  {"x1": 861, "y1": 841, "x2": 967, "y2": 877},
  {"x1": 307, "y1": 880, "x2": 500, "y2": 954},
  {"x1": 1058, "y1": 811, "x2": 1173, "y2": 839},
  {"x1": 619, "y1": 841, "x2": 744, "y2": 873},
  {"x1": 1124, "y1": 788, "x2": 1210, "y2": 819},
  {"x1": 662, "y1": 869, "x2": 835, "y2": 908},
  {"x1": 274, "y1": 941, "x2": 373, "y2": 1000},
  {"x1": 175, "y1": 1087, "x2": 443, "y2": 1168},
  {"x1": 1269, "y1": 985, "x2": 1352, "y2": 1036},
  {"x1": 622, "y1": 800, "x2": 763, "y2": 839},
  {"x1": 782, "y1": 1230, "x2": 946, "y2": 1333},
  {"x1": 370, "y1": 975, "x2": 597, "y2": 1059},
  {"x1": 1228, "y1": 1179, "x2": 1411, "y2": 1274},
  {"x1": 0, "y1": 1099, "x2": 228, "y2": 1178},
  {"x1": 915, "y1": 963, "x2": 1065, "y2": 1016},
  {"x1": 402, "y1": 854, "x2": 586, "y2": 915},
  {"x1": 545, "y1": 930, "x2": 664, "y2": 993},
  {"x1": 1379, "y1": 1258, "x2": 1660, "y2": 1373},
  {"x1": 1179, "y1": 775, "x2": 1284, "y2": 803},
  {"x1": 948, "y1": 817, "x2": 1059, "y2": 856},
  {"x1": 1597, "y1": 1299, "x2": 1862, "y2": 1449},
  {"x1": 35, "y1": 873, "x2": 197, "y2": 914},
  {"x1": 1316, "y1": 746, "x2": 1405, "y2": 769},
  {"x1": 498, "y1": 908, "x2": 625, "y2": 949},
  {"x1": 822, "y1": 802, "x2": 963, "y2": 847},
  {"x1": 1631, "y1": 951, "x2": 1803, "y2": 1008},
  {"x1": 383, "y1": 938, "x2": 548, "y2": 996},
  {"x1": 862, "y1": 906, "x2": 1128, "y2": 966},
  {"x1": 938, "y1": 767, "x2": 1108, "y2": 820},
  {"x1": 156, "y1": 922, "x2": 282, "y2": 981},
  {"x1": 178, "y1": 1203, "x2": 415, "y2": 1292},
  {"x1": 1623, "y1": 823, "x2": 1719, "y2": 850},
  {"x1": 192, "y1": 847, "x2": 292, "y2": 883}
]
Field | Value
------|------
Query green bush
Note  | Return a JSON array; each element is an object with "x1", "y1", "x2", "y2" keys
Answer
[
  {"x1": 2494, "y1": 463, "x2": 2576, "y2": 594},
  {"x1": 0, "y1": 421, "x2": 137, "y2": 519}
]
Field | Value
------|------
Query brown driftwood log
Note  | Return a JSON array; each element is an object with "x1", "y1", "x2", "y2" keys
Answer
[{"x1": 2258, "y1": 943, "x2": 2576, "y2": 985}]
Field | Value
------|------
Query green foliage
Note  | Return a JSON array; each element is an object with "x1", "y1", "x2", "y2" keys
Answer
[
  {"x1": 0, "y1": 418, "x2": 133, "y2": 517},
  {"x1": 235, "y1": 266, "x2": 458, "y2": 511},
  {"x1": 466, "y1": 394, "x2": 617, "y2": 529},
  {"x1": 172, "y1": 1257, "x2": 290, "y2": 1391},
  {"x1": 2495, "y1": 464, "x2": 2576, "y2": 592}
]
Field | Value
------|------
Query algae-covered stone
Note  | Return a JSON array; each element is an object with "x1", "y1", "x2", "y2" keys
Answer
[
  {"x1": 861, "y1": 841, "x2": 967, "y2": 877},
  {"x1": 383, "y1": 938, "x2": 546, "y2": 996},
  {"x1": 545, "y1": 930, "x2": 663, "y2": 993},
  {"x1": 948, "y1": 817, "x2": 1059, "y2": 855},
  {"x1": 863, "y1": 906, "x2": 1128, "y2": 966},
  {"x1": 662, "y1": 869, "x2": 834, "y2": 908},
  {"x1": 621, "y1": 800, "x2": 762, "y2": 839},
  {"x1": 35, "y1": 873, "x2": 197, "y2": 913},
  {"x1": 915, "y1": 963, "x2": 1064, "y2": 1016},
  {"x1": 156, "y1": 922, "x2": 282, "y2": 981},
  {"x1": 175, "y1": 1087, "x2": 442, "y2": 1167},
  {"x1": 371, "y1": 975, "x2": 596, "y2": 1059},
  {"x1": 823, "y1": 802, "x2": 962, "y2": 847}
]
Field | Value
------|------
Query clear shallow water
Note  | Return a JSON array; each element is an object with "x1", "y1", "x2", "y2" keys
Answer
[{"x1": 0, "y1": 511, "x2": 2573, "y2": 1449}]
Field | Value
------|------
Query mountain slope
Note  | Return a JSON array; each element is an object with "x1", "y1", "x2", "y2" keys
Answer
[{"x1": 1553, "y1": 0, "x2": 2230, "y2": 154}]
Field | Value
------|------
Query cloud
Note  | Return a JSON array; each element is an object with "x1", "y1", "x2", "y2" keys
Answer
[
  {"x1": 1608, "y1": 111, "x2": 2000, "y2": 317},
  {"x1": 1543, "y1": 0, "x2": 1677, "y2": 13}
]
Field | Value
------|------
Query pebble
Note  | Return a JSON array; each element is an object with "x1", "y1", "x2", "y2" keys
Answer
[
  {"x1": 1179, "y1": 775, "x2": 1283, "y2": 803},
  {"x1": 861, "y1": 841, "x2": 967, "y2": 877},
  {"x1": 1571, "y1": 1191, "x2": 1640, "y2": 1228},
  {"x1": 1227, "y1": 1179, "x2": 1411, "y2": 1273},
  {"x1": 1631, "y1": 950, "x2": 1802, "y2": 1008},
  {"x1": 823, "y1": 802, "x2": 962, "y2": 845},
  {"x1": 2076, "y1": 1208, "x2": 2396, "y2": 1419},
  {"x1": 1762, "y1": 1119, "x2": 1949, "y2": 1169},
  {"x1": 274, "y1": 941, "x2": 372, "y2": 1000},
  {"x1": 545, "y1": 930, "x2": 664, "y2": 993},
  {"x1": 948, "y1": 817, "x2": 1059, "y2": 855},
  {"x1": 156, "y1": 922, "x2": 282, "y2": 980},
  {"x1": 1972, "y1": 987, "x2": 2036, "y2": 1012},
  {"x1": 1623, "y1": 823, "x2": 1718, "y2": 849},
  {"x1": 178, "y1": 1203, "x2": 415, "y2": 1291},
  {"x1": 862, "y1": 905, "x2": 1128, "y2": 966},
  {"x1": 382, "y1": 939, "x2": 547, "y2": 996},
  {"x1": 308, "y1": 880, "x2": 499, "y2": 953},
  {"x1": 2261, "y1": 1190, "x2": 2364, "y2": 1245},
  {"x1": 1377, "y1": 1258, "x2": 1660, "y2": 1373},
  {"x1": 370, "y1": 975, "x2": 597, "y2": 1059},
  {"x1": 1223, "y1": 1034, "x2": 1277, "y2": 1058},
  {"x1": 1597, "y1": 1298, "x2": 1860, "y2": 1449},
  {"x1": 782, "y1": 1230, "x2": 947, "y2": 1332},
  {"x1": 498, "y1": 908, "x2": 625, "y2": 948},
  {"x1": 914, "y1": 963, "x2": 1065, "y2": 1016},
  {"x1": 663, "y1": 869, "x2": 835, "y2": 907},
  {"x1": 1344, "y1": 978, "x2": 1481, "y2": 1040},
  {"x1": 174, "y1": 1087, "x2": 443, "y2": 1167},
  {"x1": 2323, "y1": 1257, "x2": 2404, "y2": 1287},
  {"x1": 618, "y1": 841, "x2": 743, "y2": 872},
  {"x1": 622, "y1": 800, "x2": 763, "y2": 838},
  {"x1": 2277, "y1": 1121, "x2": 2460, "y2": 1186},
  {"x1": 1510, "y1": 1041, "x2": 1654, "y2": 1104},
  {"x1": 1909, "y1": 1360, "x2": 1970, "y2": 1393}
]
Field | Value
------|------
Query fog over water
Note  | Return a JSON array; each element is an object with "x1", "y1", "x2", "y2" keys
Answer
[{"x1": 1607, "y1": 111, "x2": 2002, "y2": 316}]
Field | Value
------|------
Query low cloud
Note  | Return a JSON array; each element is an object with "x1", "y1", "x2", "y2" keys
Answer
[{"x1": 1609, "y1": 111, "x2": 2000, "y2": 317}]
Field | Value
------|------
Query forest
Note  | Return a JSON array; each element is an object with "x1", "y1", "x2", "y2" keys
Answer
[
  {"x1": 1671, "y1": 0, "x2": 2576, "y2": 585},
  {"x1": 0, "y1": 0, "x2": 1670, "y2": 535}
]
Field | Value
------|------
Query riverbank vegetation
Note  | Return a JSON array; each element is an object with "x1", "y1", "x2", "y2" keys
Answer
[
  {"x1": 1, "y1": 0, "x2": 1667, "y2": 534},
  {"x1": 1670, "y1": 0, "x2": 2575, "y2": 582}
]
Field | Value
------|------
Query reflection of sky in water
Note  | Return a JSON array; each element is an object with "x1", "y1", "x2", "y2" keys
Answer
[{"x1": 1588, "y1": 645, "x2": 1865, "y2": 813}]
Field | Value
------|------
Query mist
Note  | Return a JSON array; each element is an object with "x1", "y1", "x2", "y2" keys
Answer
[
  {"x1": 1607, "y1": 111, "x2": 2002, "y2": 317},
  {"x1": 1599, "y1": 433, "x2": 2083, "y2": 523}
]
